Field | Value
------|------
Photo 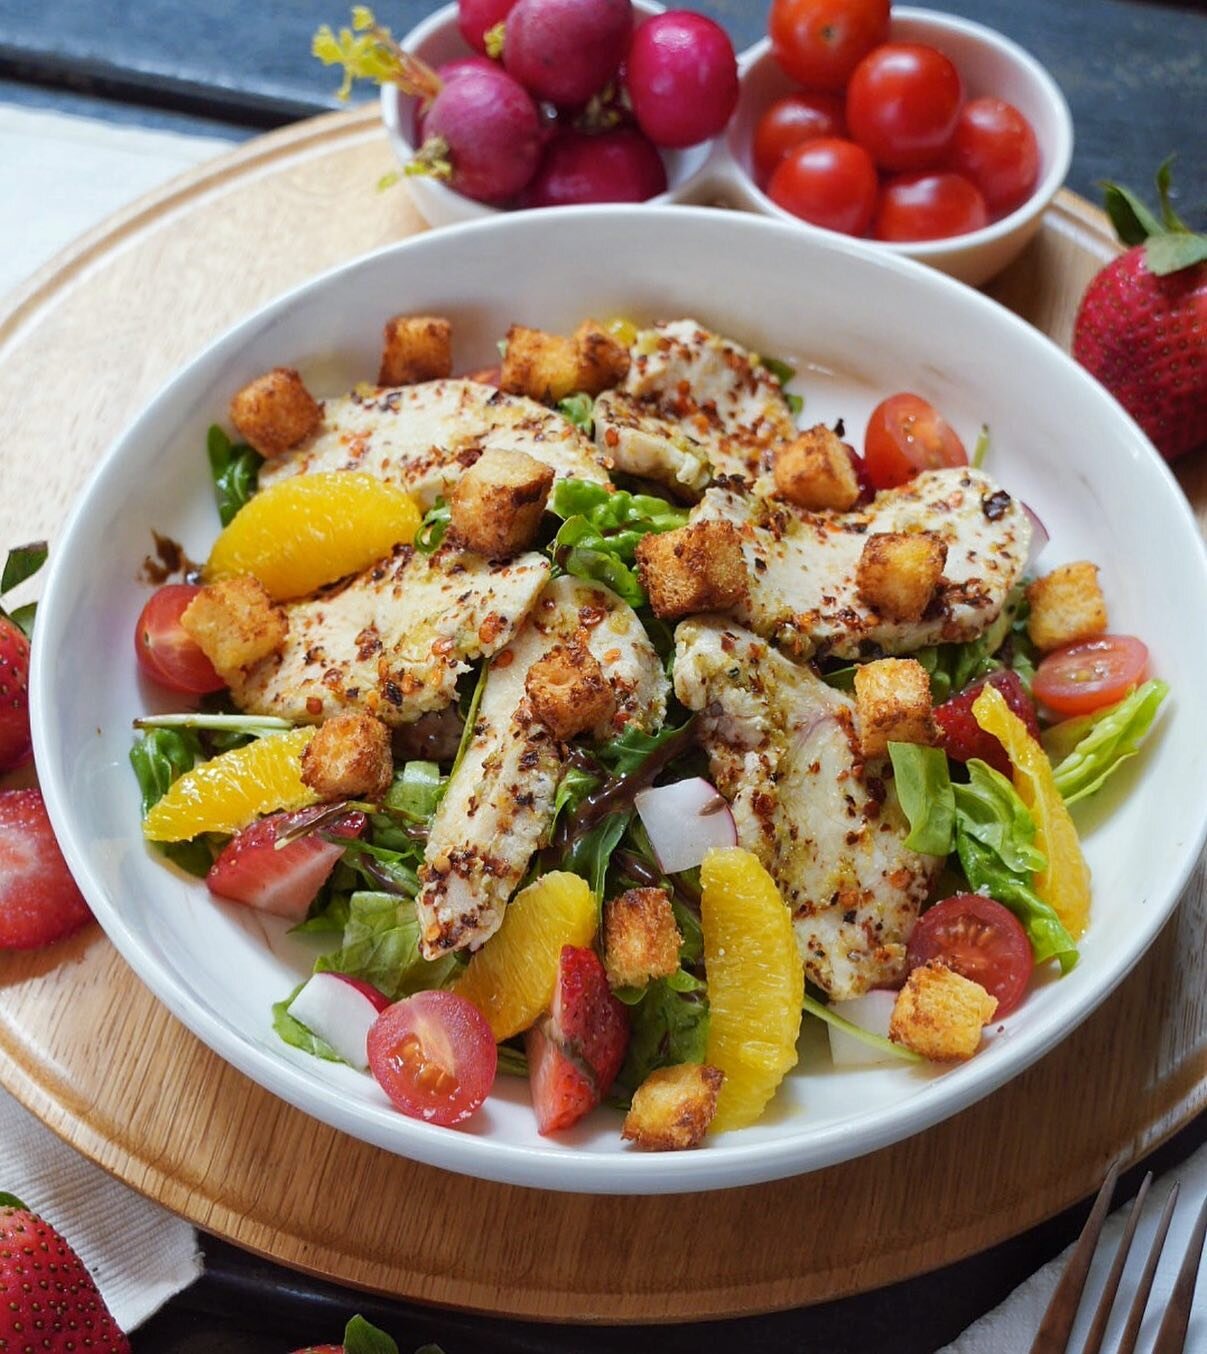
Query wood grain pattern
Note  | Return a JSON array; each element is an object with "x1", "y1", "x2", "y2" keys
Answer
[{"x1": 0, "y1": 107, "x2": 1203, "y2": 1323}]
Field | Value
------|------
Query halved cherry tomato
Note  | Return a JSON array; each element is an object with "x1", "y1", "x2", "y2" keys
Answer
[
  {"x1": 766, "y1": 137, "x2": 879, "y2": 237},
  {"x1": 134, "y1": 584, "x2": 224, "y2": 694},
  {"x1": 1032, "y1": 635, "x2": 1149, "y2": 717},
  {"x1": 753, "y1": 92, "x2": 847, "y2": 184},
  {"x1": 846, "y1": 42, "x2": 963, "y2": 171},
  {"x1": 874, "y1": 171, "x2": 988, "y2": 242},
  {"x1": 907, "y1": 893, "x2": 1033, "y2": 1017},
  {"x1": 948, "y1": 97, "x2": 1040, "y2": 215},
  {"x1": 768, "y1": 0, "x2": 890, "y2": 92},
  {"x1": 863, "y1": 392, "x2": 968, "y2": 489},
  {"x1": 367, "y1": 990, "x2": 497, "y2": 1127}
]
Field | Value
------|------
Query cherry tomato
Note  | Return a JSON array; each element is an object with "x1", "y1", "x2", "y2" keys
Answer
[
  {"x1": 907, "y1": 894, "x2": 1033, "y2": 1017},
  {"x1": 846, "y1": 43, "x2": 963, "y2": 171},
  {"x1": 753, "y1": 92, "x2": 847, "y2": 184},
  {"x1": 134, "y1": 584, "x2": 224, "y2": 694},
  {"x1": 863, "y1": 393, "x2": 968, "y2": 489},
  {"x1": 948, "y1": 97, "x2": 1040, "y2": 215},
  {"x1": 766, "y1": 137, "x2": 879, "y2": 237},
  {"x1": 768, "y1": 0, "x2": 890, "y2": 92},
  {"x1": 367, "y1": 990, "x2": 497, "y2": 1127},
  {"x1": 1032, "y1": 635, "x2": 1149, "y2": 717},
  {"x1": 874, "y1": 170, "x2": 988, "y2": 242}
]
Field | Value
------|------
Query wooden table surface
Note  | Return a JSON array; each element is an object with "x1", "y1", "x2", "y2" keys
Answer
[{"x1": 2, "y1": 2, "x2": 1204, "y2": 1350}]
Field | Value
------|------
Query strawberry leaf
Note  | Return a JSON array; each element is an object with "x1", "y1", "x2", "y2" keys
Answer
[
  {"x1": 1, "y1": 541, "x2": 47, "y2": 596},
  {"x1": 1153, "y1": 156, "x2": 1189, "y2": 233},
  {"x1": 342, "y1": 1315, "x2": 401, "y2": 1354},
  {"x1": 1102, "y1": 181, "x2": 1164, "y2": 246},
  {"x1": 0, "y1": 1191, "x2": 29, "y2": 1209},
  {"x1": 1145, "y1": 232, "x2": 1207, "y2": 277},
  {"x1": 6, "y1": 602, "x2": 37, "y2": 640}
]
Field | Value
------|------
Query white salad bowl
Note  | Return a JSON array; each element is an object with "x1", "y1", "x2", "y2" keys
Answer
[{"x1": 31, "y1": 206, "x2": 1207, "y2": 1194}]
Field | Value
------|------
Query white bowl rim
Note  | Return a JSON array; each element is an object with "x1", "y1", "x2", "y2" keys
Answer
[{"x1": 30, "y1": 204, "x2": 1207, "y2": 1194}]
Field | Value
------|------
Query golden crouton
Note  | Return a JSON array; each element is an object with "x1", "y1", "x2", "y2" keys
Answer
[
  {"x1": 573, "y1": 319, "x2": 631, "y2": 395},
  {"x1": 635, "y1": 520, "x2": 748, "y2": 621},
  {"x1": 378, "y1": 314, "x2": 453, "y2": 387},
  {"x1": 889, "y1": 960, "x2": 998, "y2": 1062},
  {"x1": 525, "y1": 643, "x2": 615, "y2": 741},
  {"x1": 448, "y1": 448, "x2": 555, "y2": 557},
  {"x1": 604, "y1": 887, "x2": 682, "y2": 989},
  {"x1": 621, "y1": 1063, "x2": 725, "y2": 1151},
  {"x1": 229, "y1": 367, "x2": 321, "y2": 459},
  {"x1": 300, "y1": 712, "x2": 394, "y2": 802},
  {"x1": 500, "y1": 325, "x2": 581, "y2": 403},
  {"x1": 856, "y1": 531, "x2": 948, "y2": 621},
  {"x1": 773, "y1": 425, "x2": 861, "y2": 511},
  {"x1": 180, "y1": 574, "x2": 287, "y2": 681},
  {"x1": 1026, "y1": 561, "x2": 1108, "y2": 652},
  {"x1": 854, "y1": 657, "x2": 936, "y2": 759}
]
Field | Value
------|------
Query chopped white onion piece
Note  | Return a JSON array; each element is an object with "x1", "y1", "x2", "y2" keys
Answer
[
  {"x1": 827, "y1": 990, "x2": 900, "y2": 1068},
  {"x1": 634, "y1": 777, "x2": 737, "y2": 874}
]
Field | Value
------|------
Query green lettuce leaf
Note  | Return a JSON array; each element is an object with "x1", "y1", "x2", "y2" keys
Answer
[
  {"x1": 561, "y1": 809, "x2": 632, "y2": 902},
  {"x1": 952, "y1": 759, "x2": 1047, "y2": 876},
  {"x1": 314, "y1": 890, "x2": 459, "y2": 999},
  {"x1": 1046, "y1": 680, "x2": 1169, "y2": 805},
  {"x1": 207, "y1": 425, "x2": 262, "y2": 527},
  {"x1": 611, "y1": 974, "x2": 710, "y2": 1106},
  {"x1": 384, "y1": 760, "x2": 445, "y2": 820},
  {"x1": 272, "y1": 982, "x2": 344, "y2": 1062},
  {"x1": 556, "y1": 392, "x2": 594, "y2": 431},
  {"x1": 552, "y1": 516, "x2": 646, "y2": 605},
  {"x1": 914, "y1": 583, "x2": 1030, "y2": 701},
  {"x1": 888, "y1": 743, "x2": 955, "y2": 855},
  {"x1": 129, "y1": 727, "x2": 201, "y2": 815}
]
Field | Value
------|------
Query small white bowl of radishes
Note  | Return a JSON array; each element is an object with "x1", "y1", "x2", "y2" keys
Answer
[{"x1": 382, "y1": 0, "x2": 737, "y2": 224}]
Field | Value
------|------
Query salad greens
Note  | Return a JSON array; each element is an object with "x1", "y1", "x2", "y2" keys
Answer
[
  {"x1": 757, "y1": 354, "x2": 804, "y2": 416},
  {"x1": 207, "y1": 425, "x2": 262, "y2": 527},
  {"x1": 273, "y1": 983, "x2": 343, "y2": 1062},
  {"x1": 914, "y1": 583, "x2": 1033, "y2": 702},
  {"x1": 1046, "y1": 680, "x2": 1169, "y2": 805},
  {"x1": 612, "y1": 972, "x2": 709, "y2": 1105},
  {"x1": 385, "y1": 759, "x2": 445, "y2": 820},
  {"x1": 414, "y1": 499, "x2": 451, "y2": 554},
  {"x1": 556, "y1": 392, "x2": 594, "y2": 431},
  {"x1": 800, "y1": 994, "x2": 923, "y2": 1064},
  {"x1": 0, "y1": 540, "x2": 47, "y2": 639},
  {"x1": 314, "y1": 890, "x2": 460, "y2": 998}
]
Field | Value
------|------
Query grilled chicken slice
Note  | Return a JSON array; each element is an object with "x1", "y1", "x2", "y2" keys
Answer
[
  {"x1": 674, "y1": 617, "x2": 939, "y2": 999},
  {"x1": 593, "y1": 319, "x2": 797, "y2": 496},
  {"x1": 692, "y1": 466, "x2": 1031, "y2": 659},
  {"x1": 259, "y1": 379, "x2": 609, "y2": 508},
  {"x1": 229, "y1": 543, "x2": 550, "y2": 726},
  {"x1": 417, "y1": 575, "x2": 669, "y2": 958}
]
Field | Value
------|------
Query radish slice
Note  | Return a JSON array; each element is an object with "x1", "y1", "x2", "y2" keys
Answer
[
  {"x1": 1021, "y1": 502, "x2": 1049, "y2": 571},
  {"x1": 827, "y1": 990, "x2": 900, "y2": 1068},
  {"x1": 287, "y1": 971, "x2": 389, "y2": 1070},
  {"x1": 634, "y1": 777, "x2": 737, "y2": 874}
]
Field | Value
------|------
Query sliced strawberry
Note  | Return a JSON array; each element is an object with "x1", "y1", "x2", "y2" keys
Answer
[
  {"x1": 0, "y1": 789, "x2": 92, "y2": 949},
  {"x1": 934, "y1": 669, "x2": 1040, "y2": 777},
  {"x1": 206, "y1": 806, "x2": 365, "y2": 921},
  {"x1": 526, "y1": 945, "x2": 629, "y2": 1135},
  {"x1": 0, "y1": 617, "x2": 32, "y2": 773}
]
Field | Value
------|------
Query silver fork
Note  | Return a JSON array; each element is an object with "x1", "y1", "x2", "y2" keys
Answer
[{"x1": 1029, "y1": 1159, "x2": 1207, "y2": 1354}]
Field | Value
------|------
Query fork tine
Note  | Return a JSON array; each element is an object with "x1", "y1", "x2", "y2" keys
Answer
[
  {"x1": 1030, "y1": 1159, "x2": 1121, "y2": 1354},
  {"x1": 1151, "y1": 1190, "x2": 1207, "y2": 1354},
  {"x1": 1114, "y1": 1180, "x2": 1180, "y2": 1354},
  {"x1": 1079, "y1": 1171, "x2": 1153, "y2": 1354}
]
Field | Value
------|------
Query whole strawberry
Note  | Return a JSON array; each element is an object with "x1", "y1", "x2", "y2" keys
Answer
[
  {"x1": 0, "y1": 617, "x2": 31, "y2": 773},
  {"x1": 291, "y1": 1313, "x2": 402, "y2": 1352},
  {"x1": 1073, "y1": 160, "x2": 1206, "y2": 462},
  {"x1": 0, "y1": 1192, "x2": 129, "y2": 1352}
]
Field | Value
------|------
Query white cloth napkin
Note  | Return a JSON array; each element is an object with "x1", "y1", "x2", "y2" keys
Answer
[{"x1": 942, "y1": 1140, "x2": 1207, "y2": 1352}]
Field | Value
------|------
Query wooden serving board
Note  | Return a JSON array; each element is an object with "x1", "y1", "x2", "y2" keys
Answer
[{"x1": 0, "y1": 106, "x2": 1203, "y2": 1323}]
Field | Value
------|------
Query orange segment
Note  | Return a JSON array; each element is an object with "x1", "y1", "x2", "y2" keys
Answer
[
  {"x1": 143, "y1": 727, "x2": 317, "y2": 841},
  {"x1": 701, "y1": 846, "x2": 804, "y2": 1132},
  {"x1": 205, "y1": 472, "x2": 421, "y2": 600},
  {"x1": 453, "y1": 872, "x2": 597, "y2": 1041},
  {"x1": 973, "y1": 684, "x2": 1091, "y2": 938}
]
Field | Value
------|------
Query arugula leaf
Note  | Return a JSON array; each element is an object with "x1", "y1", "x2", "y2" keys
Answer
[
  {"x1": 888, "y1": 743, "x2": 955, "y2": 855},
  {"x1": 129, "y1": 728, "x2": 201, "y2": 815},
  {"x1": 272, "y1": 982, "x2": 345, "y2": 1062},
  {"x1": 784, "y1": 391, "x2": 804, "y2": 417},
  {"x1": 611, "y1": 974, "x2": 710, "y2": 1105},
  {"x1": 914, "y1": 583, "x2": 1029, "y2": 701},
  {"x1": 562, "y1": 809, "x2": 631, "y2": 901},
  {"x1": 160, "y1": 837, "x2": 221, "y2": 878},
  {"x1": 385, "y1": 760, "x2": 445, "y2": 820},
  {"x1": 819, "y1": 664, "x2": 857, "y2": 693},
  {"x1": 801, "y1": 993, "x2": 923, "y2": 1064},
  {"x1": 446, "y1": 660, "x2": 489, "y2": 790},
  {"x1": 759, "y1": 355, "x2": 796, "y2": 386},
  {"x1": 315, "y1": 891, "x2": 459, "y2": 998},
  {"x1": 496, "y1": 1044, "x2": 529, "y2": 1077},
  {"x1": 1046, "y1": 680, "x2": 1169, "y2": 805},
  {"x1": 207, "y1": 425, "x2": 262, "y2": 527},
  {"x1": 550, "y1": 762, "x2": 601, "y2": 833},
  {"x1": 556, "y1": 392, "x2": 594, "y2": 431},
  {"x1": 336, "y1": 837, "x2": 421, "y2": 896},
  {"x1": 342, "y1": 1315, "x2": 401, "y2": 1354},
  {"x1": 1, "y1": 542, "x2": 47, "y2": 595},
  {"x1": 597, "y1": 718, "x2": 694, "y2": 776},
  {"x1": 414, "y1": 499, "x2": 451, "y2": 555}
]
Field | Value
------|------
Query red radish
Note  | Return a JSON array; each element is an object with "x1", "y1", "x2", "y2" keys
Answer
[
  {"x1": 524, "y1": 126, "x2": 667, "y2": 207},
  {"x1": 0, "y1": 1192, "x2": 129, "y2": 1352},
  {"x1": 503, "y1": 0, "x2": 632, "y2": 108},
  {"x1": 410, "y1": 56, "x2": 500, "y2": 142},
  {"x1": 0, "y1": 788, "x2": 92, "y2": 950},
  {"x1": 826, "y1": 989, "x2": 898, "y2": 1067},
  {"x1": 457, "y1": 0, "x2": 519, "y2": 54},
  {"x1": 288, "y1": 971, "x2": 390, "y2": 1069},
  {"x1": 526, "y1": 945, "x2": 628, "y2": 1134},
  {"x1": 634, "y1": 777, "x2": 737, "y2": 874},
  {"x1": 0, "y1": 617, "x2": 31, "y2": 772},
  {"x1": 933, "y1": 670, "x2": 1040, "y2": 777},
  {"x1": 415, "y1": 65, "x2": 542, "y2": 203},
  {"x1": 1020, "y1": 502, "x2": 1049, "y2": 570},
  {"x1": 206, "y1": 807, "x2": 365, "y2": 921},
  {"x1": 626, "y1": 12, "x2": 739, "y2": 149}
]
